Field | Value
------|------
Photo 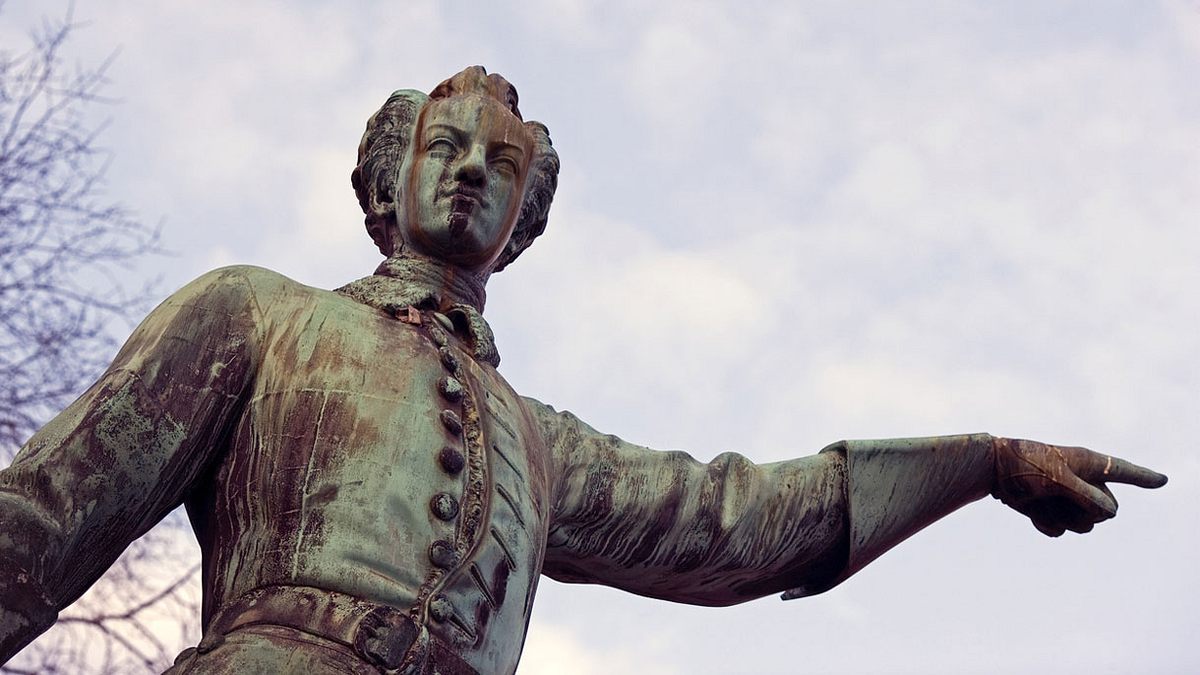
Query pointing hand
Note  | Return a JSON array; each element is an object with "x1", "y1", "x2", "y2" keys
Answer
[{"x1": 991, "y1": 438, "x2": 1167, "y2": 537}]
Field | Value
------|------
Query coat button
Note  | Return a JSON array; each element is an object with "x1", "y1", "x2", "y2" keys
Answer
[
  {"x1": 429, "y1": 595, "x2": 453, "y2": 623},
  {"x1": 432, "y1": 312, "x2": 456, "y2": 333},
  {"x1": 439, "y1": 347, "x2": 460, "y2": 373},
  {"x1": 438, "y1": 446, "x2": 465, "y2": 475},
  {"x1": 430, "y1": 493, "x2": 459, "y2": 521},
  {"x1": 429, "y1": 540, "x2": 458, "y2": 568},
  {"x1": 438, "y1": 376, "x2": 465, "y2": 402},
  {"x1": 440, "y1": 410, "x2": 462, "y2": 435}
]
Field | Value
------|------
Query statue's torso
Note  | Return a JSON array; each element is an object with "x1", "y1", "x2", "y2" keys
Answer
[{"x1": 189, "y1": 283, "x2": 552, "y2": 672}]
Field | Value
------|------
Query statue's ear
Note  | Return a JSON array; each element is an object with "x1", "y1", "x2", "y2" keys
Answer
[{"x1": 352, "y1": 163, "x2": 393, "y2": 219}]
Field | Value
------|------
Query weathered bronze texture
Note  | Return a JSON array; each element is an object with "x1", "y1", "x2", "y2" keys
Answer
[{"x1": 0, "y1": 66, "x2": 1167, "y2": 674}]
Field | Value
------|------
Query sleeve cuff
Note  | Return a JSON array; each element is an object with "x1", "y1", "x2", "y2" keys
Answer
[{"x1": 783, "y1": 433, "x2": 994, "y2": 599}]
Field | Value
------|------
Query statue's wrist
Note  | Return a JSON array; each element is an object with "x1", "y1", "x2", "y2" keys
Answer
[
  {"x1": 990, "y1": 436, "x2": 1032, "y2": 505},
  {"x1": 989, "y1": 435, "x2": 1004, "y2": 499}
]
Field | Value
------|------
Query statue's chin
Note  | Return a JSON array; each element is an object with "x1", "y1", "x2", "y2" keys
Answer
[
  {"x1": 401, "y1": 210, "x2": 503, "y2": 272},
  {"x1": 420, "y1": 230, "x2": 493, "y2": 271},
  {"x1": 448, "y1": 210, "x2": 471, "y2": 237}
]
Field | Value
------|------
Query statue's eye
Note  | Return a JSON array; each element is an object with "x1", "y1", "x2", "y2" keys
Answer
[
  {"x1": 491, "y1": 156, "x2": 520, "y2": 175},
  {"x1": 427, "y1": 138, "x2": 457, "y2": 157}
]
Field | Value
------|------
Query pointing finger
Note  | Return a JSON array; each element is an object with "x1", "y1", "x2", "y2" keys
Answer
[{"x1": 1082, "y1": 452, "x2": 1168, "y2": 489}]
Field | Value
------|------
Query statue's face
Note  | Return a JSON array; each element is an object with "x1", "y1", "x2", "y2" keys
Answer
[{"x1": 398, "y1": 94, "x2": 534, "y2": 272}]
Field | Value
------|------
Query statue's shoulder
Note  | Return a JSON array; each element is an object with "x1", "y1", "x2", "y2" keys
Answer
[
  {"x1": 160, "y1": 266, "x2": 321, "y2": 329},
  {"x1": 178, "y1": 265, "x2": 307, "y2": 305},
  {"x1": 185, "y1": 266, "x2": 392, "y2": 325},
  {"x1": 190, "y1": 264, "x2": 294, "y2": 290}
]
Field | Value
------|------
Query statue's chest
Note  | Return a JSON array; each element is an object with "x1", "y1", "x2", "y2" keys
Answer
[
  {"x1": 255, "y1": 301, "x2": 550, "y2": 500},
  {"x1": 251, "y1": 302, "x2": 551, "y2": 655}
]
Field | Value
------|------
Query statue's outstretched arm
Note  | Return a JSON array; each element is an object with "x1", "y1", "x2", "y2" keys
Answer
[
  {"x1": 796, "y1": 436, "x2": 1166, "y2": 598},
  {"x1": 0, "y1": 266, "x2": 266, "y2": 662},
  {"x1": 530, "y1": 398, "x2": 850, "y2": 606},
  {"x1": 529, "y1": 400, "x2": 1165, "y2": 606}
]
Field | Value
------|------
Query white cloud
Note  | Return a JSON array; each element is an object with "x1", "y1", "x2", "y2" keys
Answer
[
  {"x1": 619, "y1": 6, "x2": 740, "y2": 143},
  {"x1": 1167, "y1": 0, "x2": 1200, "y2": 57},
  {"x1": 519, "y1": 619, "x2": 680, "y2": 675}
]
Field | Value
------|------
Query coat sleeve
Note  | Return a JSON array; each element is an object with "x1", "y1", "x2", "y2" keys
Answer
[
  {"x1": 527, "y1": 398, "x2": 997, "y2": 606},
  {"x1": 0, "y1": 266, "x2": 269, "y2": 662}
]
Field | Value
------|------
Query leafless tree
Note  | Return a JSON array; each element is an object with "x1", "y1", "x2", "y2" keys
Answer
[
  {"x1": 0, "y1": 5, "x2": 200, "y2": 673},
  {"x1": 2, "y1": 529, "x2": 201, "y2": 674},
  {"x1": 0, "y1": 4, "x2": 159, "y2": 452}
]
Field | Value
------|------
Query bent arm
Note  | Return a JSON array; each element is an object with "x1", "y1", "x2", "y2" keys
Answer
[
  {"x1": 530, "y1": 398, "x2": 997, "y2": 606},
  {"x1": 0, "y1": 266, "x2": 267, "y2": 661}
]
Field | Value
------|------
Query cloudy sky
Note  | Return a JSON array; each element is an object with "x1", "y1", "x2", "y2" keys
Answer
[{"x1": 3, "y1": 1, "x2": 1198, "y2": 672}]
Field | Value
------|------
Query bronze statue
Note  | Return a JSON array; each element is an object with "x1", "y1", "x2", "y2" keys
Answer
[{"x1": 0, "y1": 67, "x2": 1167, "y2": 674}]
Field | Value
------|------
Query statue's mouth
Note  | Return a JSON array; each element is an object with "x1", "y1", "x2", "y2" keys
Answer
[{"x1": 445, "y1": 186, "x2": 487, "y2": 207}]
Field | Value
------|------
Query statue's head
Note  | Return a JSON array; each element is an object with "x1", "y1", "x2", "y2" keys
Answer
[{"x1": 352, "y1": 66, "x2": 559, "y2": 275}]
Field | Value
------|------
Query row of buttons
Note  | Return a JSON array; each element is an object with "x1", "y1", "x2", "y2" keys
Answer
[{"x1": 429, "y1": 313, "x2": 466, "y2": 625}]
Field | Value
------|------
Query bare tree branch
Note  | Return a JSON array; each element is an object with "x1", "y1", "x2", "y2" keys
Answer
[
  {"x1": 0, "y1": 4, "x2": 199, "y2": 673},
  {"x1": 0, "y1": 2, "x2": 163, "y2": 455}
]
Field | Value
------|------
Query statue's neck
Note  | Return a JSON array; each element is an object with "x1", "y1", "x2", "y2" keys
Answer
[
  {"x1": 334, "y1": 251, "x2": 501, "y2": 366},
  {"x1": 372, "y1": 252, "x2": 488, "y2": 313}
]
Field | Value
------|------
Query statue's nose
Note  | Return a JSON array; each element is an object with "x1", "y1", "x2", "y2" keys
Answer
[{"x1": 454, "y1": 147, "x2": 486, "y2": 186}]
